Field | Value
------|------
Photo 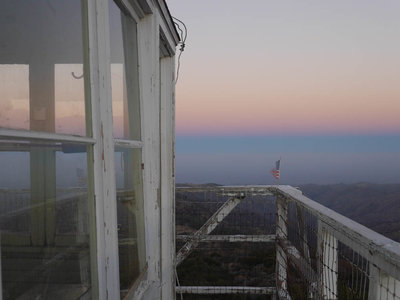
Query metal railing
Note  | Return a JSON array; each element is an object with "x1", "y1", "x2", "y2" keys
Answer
[{"x1": 175, "y1": 185, "x2": 400, "y2": 299}]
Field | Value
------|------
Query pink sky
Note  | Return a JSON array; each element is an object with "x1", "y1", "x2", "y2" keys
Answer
[
  {"x1": 169, "y1": 0, "x2": 400, "y2": 136},
  {"x1": 0, "y1": 63, "x2": 127, "y2": 137},
  {"x1": 1, "y1": 1, "x2": 399, "y2": 137}
]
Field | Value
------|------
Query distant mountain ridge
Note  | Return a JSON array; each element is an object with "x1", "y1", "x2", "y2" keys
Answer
[{"x1": 299, "y1": 183, "x2": 400, "y2": 242}]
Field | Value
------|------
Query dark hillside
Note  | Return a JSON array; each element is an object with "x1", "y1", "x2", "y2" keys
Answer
[{"x1": 299, "y1": 183, "x2": 400, "y2": 242}]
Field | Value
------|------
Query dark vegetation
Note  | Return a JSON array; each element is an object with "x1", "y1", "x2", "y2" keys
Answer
[
  {"x1": 175, "y1": 183, "x2": 400, "y2": 299},
  {"x1": 176, "y1": 185, "x2": 275, "y2": 300},
  {"x1": 300, "y1": 183, "x2": 400, "y2": 242}
]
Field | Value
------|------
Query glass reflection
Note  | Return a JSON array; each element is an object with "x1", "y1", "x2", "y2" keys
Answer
[
  {"x1": 0, "y1": 65, "x2": 29, "y2": 130},
  {"x1": 55, "y1": 64, "x2": 86, "y2": 136},
  {"x1": 0, "y1": 140, "x2": 92, "y2": 299},
  {"x1": 109, "y1": 0, "x2": 141, "y2": 140},
  {"x1": 0, "y1": 1, "x2": 88, "y2": 136},
  {"x1": 115, "y1": 147, "x2": 146, "y2": 296}
]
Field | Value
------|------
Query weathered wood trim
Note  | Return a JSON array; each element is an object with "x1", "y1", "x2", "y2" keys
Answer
[
  {"x1": 176, "y1": 234, "x2": 275, "y2": 243},
  {"x1": 114, "y1": 138, "x2": 143, "y2": 148},
  {"x1": 114, "y1": 0, "x2": 141, "y2": 23},
  {"x1": 368, "y1": 263, "x2": 380, "y2": 300},
  {"x1": 155, "y1": 0, "x2": 180, "y2": 45},
  {"x1": 176, "y1": 196, "x2": 243, "y2": 266},
  {"x1": 176, "y1": 185, "x2": 273, "y2": 197},
  {"x1": 175, "y1": 286, "x2": 276, "y2": 295},
  {"x1": 131, "y1": 279, "x2": 154, "y2": 300},
  {"x1": 280, "y1": 239, "x2": 318, "y2": 292},
  {"x1": 320, "y1": 225, "x2": 338, "y2": 299},
  {"x1": 368, "y1": 267, "x2": 400, "y2": 300},
  {"x1": 177, "y1": 185, "x2": 400, "y2": 288},
  {"x1": 137, "y1": 10, "x2": 161, "y2": 298},
  {"x1": 160, "y1": 56, "x2": 175, "y2": 300},
  {"x1": 277, "y1": 185, "x2": 400, "y2": 280},
  {"x1": 122, "y1": 263, "x2": 148, "y2": 300},
  {"x1": 88, "y1": 0, "x2": 120, "y2": 297},
  {"x1": 135, "y1": 0, "x2": 152, "y2": 15},
  {"x1": 0, "y1": 128, "x2": 96, "y2": 144},
  {"x1": 276, "y1": 195, "x2": 290, "y2": 299},
  {"x1": 159, "y1": 22, "x2": 176, "y2": 56}
]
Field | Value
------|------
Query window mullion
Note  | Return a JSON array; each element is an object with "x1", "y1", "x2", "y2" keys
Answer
[
  {"x1": 87, "y1": 0, "x2": 120, "y2": 299},
  {"x1": 114, "y1": 138, "x2": 143, "y2": 148},
  {"x1": 0, "y1": 128, "x2": 96, "y2": 144}
]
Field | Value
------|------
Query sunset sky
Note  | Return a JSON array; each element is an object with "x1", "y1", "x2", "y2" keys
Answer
[
  {"x1": 0, "y1": 1, "x2": 398, "y2": 185},
  {"x1": 168, "y1": 0, "x2": 400, "y2": 184}
]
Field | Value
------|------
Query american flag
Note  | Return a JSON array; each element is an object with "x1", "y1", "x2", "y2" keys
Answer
[{"x1": 271, "y1": 159, "x2": 280, "y2": 180}]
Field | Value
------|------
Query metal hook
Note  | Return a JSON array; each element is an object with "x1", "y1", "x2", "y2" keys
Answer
[{"x1": 71, "y1": 71, "x2": 84, "y2": 79}]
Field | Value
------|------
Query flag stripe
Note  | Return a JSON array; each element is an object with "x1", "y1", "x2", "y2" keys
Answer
[{"x1": 271, "y1": 158, "x2": 281, "y2": 180}]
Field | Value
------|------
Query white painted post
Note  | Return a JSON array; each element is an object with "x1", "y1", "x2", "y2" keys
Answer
[
  {"x1": 137, "y1": 9, "x2": 162, "y2": 299},
  {"x1": 318, "y1": 223, "x2": 338, "y2": 299},
  {"x1": 276, "y1": 195, "x2": 289, "y2": 298},
  {"x1": 369, "y1": 266, "x2": 400, "y2": 300},
  {"x1": 160, "y1": 55, "x2": 175, "y2": 300},
  {"x1": 77, "y1": 193, "x2": 90, "y2": 286},
  {"x1": 368, "y1": 263, "x2": 380, "y2": 300},
  {"x1": 87, "y1": 0, "x2": 121, "y2": 298}
]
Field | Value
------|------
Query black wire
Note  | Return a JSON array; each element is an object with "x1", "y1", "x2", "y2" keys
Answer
[
  {"x1": 172, "y1": 16, "x2": 187, "y2": 84},
  {"x1": 175, "y1": 49, "x2": 184, "y2": 84},
  {"x1": 174, "y1": 21, "x2": 184, "y2": 43},
  {"x1": 173, "y1": 16, "x2": 187, "y2": 43}
]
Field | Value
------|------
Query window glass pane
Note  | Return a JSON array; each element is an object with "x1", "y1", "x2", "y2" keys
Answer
[
  {"x1": 0, "y1": 1, "x2": 89, "y2": 136},
  {"x1": 115, "y1": 147, "x2": 145, "y2": 296},
  {"x1": 0, "y1": 140, "x2": 92, "y2": 299},
  {"x1": 55, "y1": 64, "x2": 86, "y2": 136},
  {"x1": 0, "y1": 65, "x2": 29, "y2": 130},
  {"x1": 109, "y1": 0, "x2": 141, "y2": 140}
]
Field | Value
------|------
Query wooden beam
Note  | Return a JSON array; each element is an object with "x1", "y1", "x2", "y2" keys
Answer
[
  {"x1": 176, "y1": 286, "x2": 276, "y2": 295},
  {"x1": 176, "y1": 185, "x2": 273, "y2": 197},
  {"x1": 279, "y1": 239, "x2": 318, "y2": 296},
  {"x1": 114, "y1": 139, "x2": 143, "y2": 149},
  {"x1": 276, "y1": 196, "x2": 290, "y2": 299},
  {"x1": 159, "y1": 56, "x2": 175, "y2": 300},
  {"x1": 0, "y1": 128, "x2": 95, "y2": 144},
  {"x1": 88, "y1": 0, "x2": 121, "y2": 297},
  {"x1": 176, "y1": 234, "x2": 275, "y2": 243},
  {"x1": 176, "y1": 196, "x2": 243, "y2": 266}
]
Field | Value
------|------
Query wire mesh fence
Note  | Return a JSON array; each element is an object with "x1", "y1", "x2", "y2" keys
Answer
[
  {"x1": 176, "y1": 185, "x2": 400, "y2": 300},
  {"x1": 277, "y1": 185, "x2": 400, "y2": 300},
  {"x1": 175, "y1": 186, "x2": 277, "y2": 299}
]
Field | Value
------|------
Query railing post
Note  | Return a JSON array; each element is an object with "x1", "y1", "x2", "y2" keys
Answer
[
  {"x1": 369, "y1": 265, "x2": 400, "y2": 300},
  {"x1": 317, "y1": 222, "x2": 338, "y2": 299},
  {"x1": 276, "y1": 194, "x2": 289, "y2": 299},
  {"x1": 368, "y1": 263, "x2": 380, "y2": 300}
]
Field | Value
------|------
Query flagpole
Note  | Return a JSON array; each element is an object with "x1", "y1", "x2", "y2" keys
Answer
[{"x1": 278, "y1": 156, "x2": 281, "y2": 188}]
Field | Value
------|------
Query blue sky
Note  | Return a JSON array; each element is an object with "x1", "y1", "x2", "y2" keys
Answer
[
  {"x1": 168, "y1": 0, "x2": 400, "y2": 185},
  {"x1": 175, "y1": 135, "x2": 400, "y2": 185}
]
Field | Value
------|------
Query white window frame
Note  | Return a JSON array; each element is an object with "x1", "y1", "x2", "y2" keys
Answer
[
  {"x1": 0, "y1": 1, "x2": 99, "y2": 298},
  {"x1": 87, "y1": 0, "x2": 149, "y2": 298},
  {"x1": 0, "y1": 0, "x2": 178, "y2": 298}
]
